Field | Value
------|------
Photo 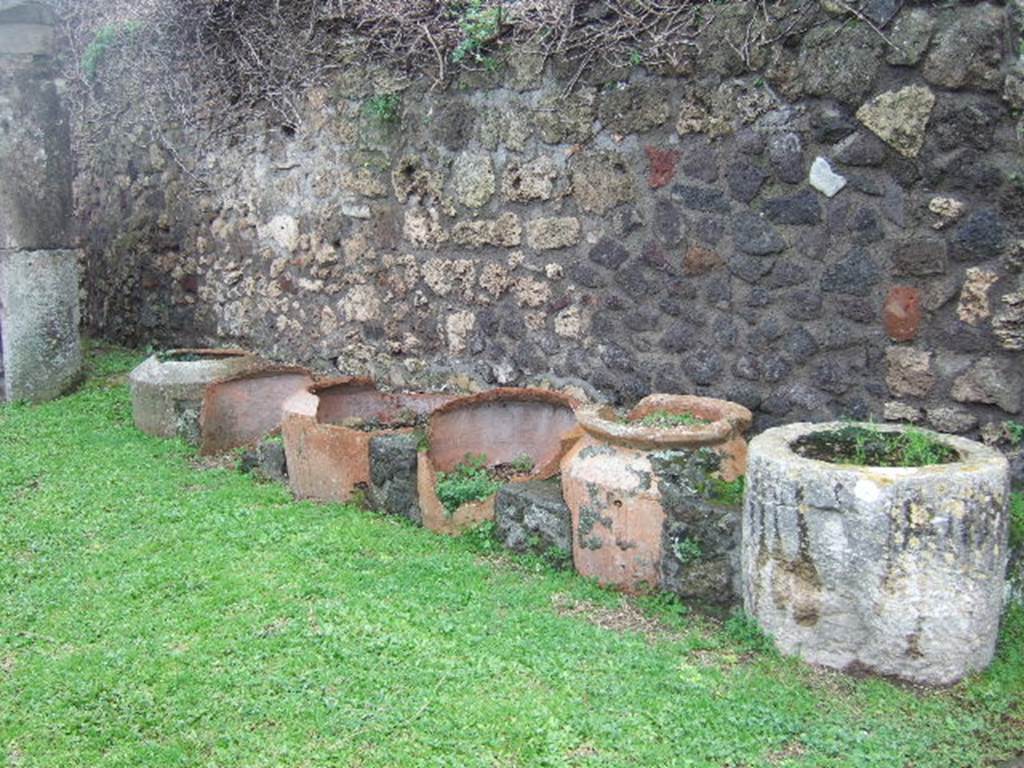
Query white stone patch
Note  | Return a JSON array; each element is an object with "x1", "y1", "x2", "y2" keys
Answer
[
  {"x1": 928, "y1": 196, "x2": 966, "y2": 229},
  {"x1": 809, "y1": 157, "x2": 846, "y2": 198},
  {"x1": 341, "y1": 284, "x2": 380, "y2": 323},
  {"x1": 258, "y1": 214, "x2": 299, "y2": 252},
  {"x1": 854, "y1": 478, "x2": 881, "y2": 504},
  {"x1": 341, "y1": 201, "x2": 371, "y2": 219},
  {"x1": 445, "y1": 311, "x2": 476, "y2": 354}
]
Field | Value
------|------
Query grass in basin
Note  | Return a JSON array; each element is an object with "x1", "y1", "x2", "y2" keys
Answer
[{"x1": 1, "y1": 345, "x2": 1022, "y2": 767}]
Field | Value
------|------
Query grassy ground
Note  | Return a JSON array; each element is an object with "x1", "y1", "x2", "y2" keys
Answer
[{"x1": 1, "y1": 348, "x2": 1022, "y2": 768}]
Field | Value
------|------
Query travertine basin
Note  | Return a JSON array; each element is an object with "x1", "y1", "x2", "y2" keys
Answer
[{"x1": 742, "y1": 422, "x2": 1010, "y2": 685}]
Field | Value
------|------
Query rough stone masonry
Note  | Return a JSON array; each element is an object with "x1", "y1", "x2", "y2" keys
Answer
[{"x1": 75, "y1": 1, "x2": 1023, "y2": 438}]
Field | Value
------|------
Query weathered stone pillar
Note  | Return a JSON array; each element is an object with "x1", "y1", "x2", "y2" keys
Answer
[{"x1": 0, "y1": 0, "x2": 81, "y2": 402}]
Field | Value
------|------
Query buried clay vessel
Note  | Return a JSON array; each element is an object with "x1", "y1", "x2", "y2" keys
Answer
[
  {"x1": 129, "y1": 349, "x2": 261, "y2": 442},
  {"x1": 561, "y1": 394, "x2": 753, "y2": 600},
  {"x1": 742, "y1": 422, "x2": 1010, "y2": 685},
  {"x1": 198, "y1": 365, "x2": 314, "y2": 455},
  {"x1": 418, "y1": 388, "x2": 581, "y2": 535},
  {"x1": 282, "y1": 378, "x2": 452, "y2": 504}
]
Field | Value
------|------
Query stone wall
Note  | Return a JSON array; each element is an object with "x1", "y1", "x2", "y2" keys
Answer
[{"x1": 75, "y1": 1, "x2": 1024, "y2": 435}]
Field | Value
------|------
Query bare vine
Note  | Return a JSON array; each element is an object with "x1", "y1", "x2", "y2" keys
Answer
[{"x1": 53, "y1": 0, "x2": 886, "y2": 180}]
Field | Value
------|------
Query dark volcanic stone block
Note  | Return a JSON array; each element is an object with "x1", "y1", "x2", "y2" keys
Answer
[
  {"x1": 370, "y1": 433, "x2": 422, "y2": 524},
  {"x1": 494, "y1": 479, "x2": 572, "y2": 565}
]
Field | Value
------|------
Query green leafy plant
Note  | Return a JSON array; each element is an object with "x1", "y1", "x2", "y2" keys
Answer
[
  {"x1": 636, "y1": 591, "x2": 690, "y2": 628},
  {"x1": 724, "y1": 612, "x2": 775, "y2": 655},
  {"x1": 636, "y1": 410, "x2": 711, "y2": 429},
  {"x1": 462, "y1": 519, "x2": 499, "y2": 554},
  {"x1": 451, "y1": 0, "x2": 502, "y2": 65},
  {"x1": 349, "y1": 487, "x2": 370, "y2": 512},
  {"x1": 82, "y1": 21, "x2": 142, "y2": 81},
  {"x1": 364, "y1": 93, "x2": 401, "y2": 125},
  {"x1": 435, "y1": 453, "x2": 502, "y2": 515},
  {"x1": 542, "y1": 545, "x2": 572, "y2": 571},
  {"x1": 707, "y1": 476, "x2": 745, "y2": 507},
  {"x1": 901, "y1": 428, "x2": 954, "y2": 467},
  {"x1": 1006, "y1": 421, "x2": 1024, "y2": 448},
  {"x1": 414, "y1": 428, "x2": 430, "y2": 453},
  {"x1": 673, "y1": 536, "x2": 703, "y2": 564}
]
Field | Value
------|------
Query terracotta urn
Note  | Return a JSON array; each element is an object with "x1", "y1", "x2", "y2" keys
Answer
[
  {"x1": 561, "y1": 394, "x2": 753, "y2": 596},
  {"x1": 198, "y1": 365, "x2": 314, "y2": 455},
  {"x1": 418, "y1": 388, "x2": 581, "y2": 535},
  {"x1": 282, "y1": 377, "x2": 452, "y2": 504}
]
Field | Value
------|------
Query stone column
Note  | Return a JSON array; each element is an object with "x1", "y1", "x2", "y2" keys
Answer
[{"x1": 0, "y1": 0, "x2": 81, "y2": 402}]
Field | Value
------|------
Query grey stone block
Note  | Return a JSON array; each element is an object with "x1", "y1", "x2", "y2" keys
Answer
[
  {"x1": 651, "y1": 450, "x2": 742, "y2": 606},
  {"x1": 0, "y1": 249, "x2": 81, "y2": 403},
  {"x1": 369, "y1": 433, "x2": 421, "y2": 524},
  {"x1": 494, "y1": 479, "x2": 572, "y2": 565},
  {"x1": 240, "y1": 438, "x2": 288, "y2": 483}
]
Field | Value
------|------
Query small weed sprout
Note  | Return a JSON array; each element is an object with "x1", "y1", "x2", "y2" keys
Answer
[
  {"x1": 673, "y1": 537, "x2": 703, "y2": 565},
  {"x1": 349, "y1": 487, "x2": 370, "y2": 512},
  {"x1": 435, "y1": 453, "x2": 502, "y2": 515},
  {"x1": 724, "y1": 612, "x2": 775, "y2": 655},
  {"x1": 364, "y1": 93, "x2": 401, "y2": 125},
  {"x1": 414, "y1": 428, "x2": 430, "y2": 453},
  {"x1": 82, "y1": 21, "x2": 142, "y2": 81},
  {"x1": 708, "y1": 476, "x2": 745, "y2": 507},
  {"x1": 1005, "y1": 421, "x2": 1024, "y2": 448},
  {"x1": 638, "y1": 591, "x2": 690, "y2": 626},
  {"x1": 509, "y1": 453, "x2": 535, "y2": 475},
  {"x1": 635, "y1": 410, "x2": 711, "y2": 429},
  {"x1": 463, "y1": 520, "x2": 498, "y2": 553},
  {"x1": 451, "y1": 0, "x2": 502, "y2": 65}
]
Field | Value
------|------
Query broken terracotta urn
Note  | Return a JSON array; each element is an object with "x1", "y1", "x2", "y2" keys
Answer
[
  {"x1": 198, "y1": 365, "x2": 314, "y2": 455},
  {"x1": 561, "y1": 394, "x2": 753, "y2": 596},
  {"x1": 282, "y1": 377, "x2": 452, "y2": 504},
  {"x1": 418, "y1": 388, "x2": 582, "y2": 536},
  {"x1": 130, "y1": 349, "x2": 260, "y2": 442}
]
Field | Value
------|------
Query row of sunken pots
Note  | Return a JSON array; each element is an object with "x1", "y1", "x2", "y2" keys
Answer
[
  {"x1": 281, "y1": 381, "x2": 582, "y2": 536},
  {"x1": 279, "y1": 381, "x2": 756, "y2": 608},
  {"x1": 129, "y1": 353, "x2": 761, "y2": 608},
  {"x1": 130, "y1": 350, "x2": 1012, "y2": 685},
  {"x1": 129, "y1": 349, "x2": 314, "y2": 453}
]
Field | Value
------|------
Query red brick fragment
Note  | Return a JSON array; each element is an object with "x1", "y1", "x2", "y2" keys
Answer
[
  {"x1": 883, "y1": 285, "x2": 922, "y2": 342},
  {"x1": 683, "y1": 245, "x2": 723, "y2": 276},
  {"x1": 645, "y1": 146, "x2": 680, "y2": 189}
]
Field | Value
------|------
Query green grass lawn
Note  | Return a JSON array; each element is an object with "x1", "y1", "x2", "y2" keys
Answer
[{"x1": 1, "y1": 348, "x2": 1022, "y2": 768}]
